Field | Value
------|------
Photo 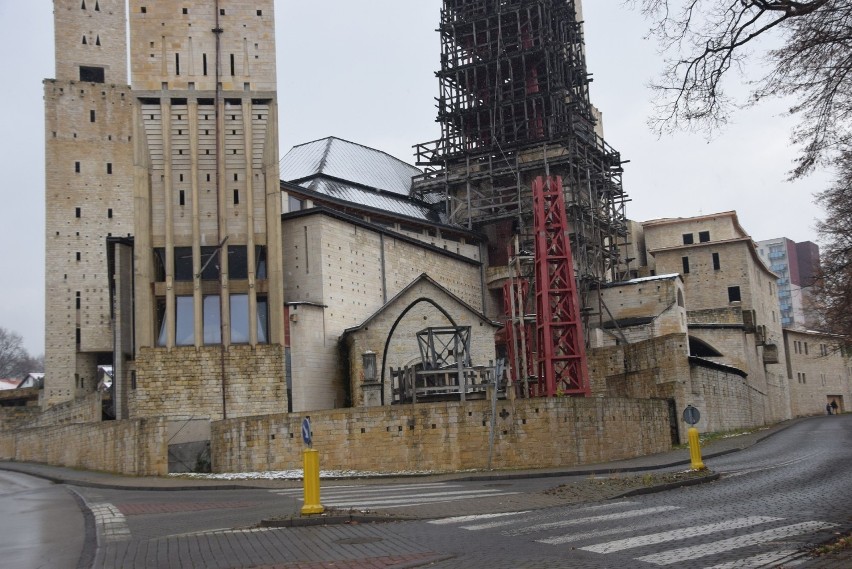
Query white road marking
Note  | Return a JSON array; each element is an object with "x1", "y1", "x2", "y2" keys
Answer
[
  {"x1": 499, "y1": 506, "x2": 682, "y2": 536},
  {"x1": 268, "y1": 482, "x2": 455, "y2": 496},
  {"x1": 579, "y1": 516, "x2": 781, "y2": 553},
  {"x1": 324, "y1": 490, "x2": 518, "y2": 508},
  {"x1": 429, "y1": 511, "x2": 532, "y2": 525},
  {"x1": 702, "y1": 549, "x2": 804, "y2": 569},
  {"x1": 459, "y1": 501, "x2": 639, "y2": 531},
  {"x1": 636, "y1": 521, "x2": 836, "y2": 565}
]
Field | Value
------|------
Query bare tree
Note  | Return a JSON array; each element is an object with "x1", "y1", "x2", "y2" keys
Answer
[
  {"x1": 632, "y1": 0, "x2": 851, "y2": 177},
  {"x1": 0, "y1": 327, "x2": 27, "y2": 378},
  {"x1": 813, "y1": 151, "x2": 852, "y2": 345}
]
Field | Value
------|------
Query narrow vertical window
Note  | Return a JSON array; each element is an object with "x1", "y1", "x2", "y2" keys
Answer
[
  {"x1": 95, "y1": 1, "x2": 99, "y2": 11},
  {"x1": 106, "y1": 162, "x2": 112, "y2": 174},
  {"x1": 233, "y1": 189, "x2": 239, "y2": 205},
  {"x1": 712, "y1": 252, "x2": 720, "y2": 270},
  {"x1": 108, "y1": 208, "x2": 113, "y2": 219},
  {"x1": 230, "y1": 54, "x2": 235, "y2": 76},
  {"x1": 682, "y1": 256, "x2": 690, "y2": 274},
  {"x1": 179, "y1": 190, "x2": 185, "y2": 206},
  {"x1": 76, "y1": 252, "x2": 81, "y2": 261},
  {"x1": 90, "y1": 110, "x2": 96, "y2": 122},
  {"x1": 175, "y1": 53, "x2": 181, "y2": 75},
  {"x1": 75, "y1": 207, "x2": 81, "y2": 218},
  {"x1": 95, "y1": 36, "x2": 101, "y2": 46},
  {"x1": 76, "y1": 292, "x2": 81, "y2": 309},
  {"x1": 81, "y1": 0, "x2": 86, "y2": 9},
  {"x1": 82, "y1": 36, "x2": 88, "y2": 45},
  {"x1": 202, "y1": 54, "x2": 208, "y2": 75}
]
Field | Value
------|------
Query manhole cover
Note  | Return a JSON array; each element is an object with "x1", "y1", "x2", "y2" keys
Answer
[{"x1": 335, "y1": 537, "x2": 384, "y2": 545}]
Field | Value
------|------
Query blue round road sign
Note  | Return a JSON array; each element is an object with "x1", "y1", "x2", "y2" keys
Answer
[
  {"x1": 301, "y1": 417, "x2": 312, "y2": 447},
  {"x1": 682, "y1": 405, "x2": 701, "y2": 425}
]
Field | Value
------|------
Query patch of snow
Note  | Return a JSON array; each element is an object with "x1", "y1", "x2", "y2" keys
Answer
[{"x1": 169, "y1": 468, "x2": 462, "y2": 480}]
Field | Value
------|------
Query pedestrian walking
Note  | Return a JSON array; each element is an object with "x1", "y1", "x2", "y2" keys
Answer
[
  {"x1": 831, "y1": 400, "x2": 839, "y2": 414},
  {"x1": 826, "y1": 403, "x2": 833, "y2": 415}
]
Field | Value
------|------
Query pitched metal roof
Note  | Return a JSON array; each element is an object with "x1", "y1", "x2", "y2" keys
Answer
[
  {"x1": 298, "y1": 178, "x2": 434, "y2": 221},
  {"x1": 280, "y1": 137, "x2": 421, "y2": 196}
]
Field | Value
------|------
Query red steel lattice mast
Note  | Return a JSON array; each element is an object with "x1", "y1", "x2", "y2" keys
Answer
[{"x1": 532, "y1": 175, "x2": 590, "y2": 397}]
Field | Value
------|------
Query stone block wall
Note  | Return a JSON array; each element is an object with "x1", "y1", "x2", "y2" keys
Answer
[
  {"x1": 211, "y1": 398, "x2": 671, "y2": 473},
  {"x1": 0, "y1": 407, "x2": 42, "y2": 432},
  {"x1": 131, "y1": 344, "x2": 286, "y2": 421},
  {"x1": 0, "y1": 418, "x2": 167, "y2": 476},
  {"x1": 689, "y1": 363, "x2": 760, "y2": 432},
  {"x1": 22, "y1": 392, "x2": 102, "y2": 428}
]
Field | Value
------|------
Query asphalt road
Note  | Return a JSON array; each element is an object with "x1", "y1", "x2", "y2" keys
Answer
[
  {"x1": 0, "y1": 470, "x2": 85, "y2": 569},
  {"x1": 391, "y1": 414, "x2": 852, "y2": 568},
  {"x1": 9, "y1": 414, "x2": 852, "y2": 568}
]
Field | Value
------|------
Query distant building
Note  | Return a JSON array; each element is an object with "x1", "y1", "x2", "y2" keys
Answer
[
  {"x1": 756, "y1": 238, "x2": 821, "y2": 328},
  {"x1": 783, "y1": 329, "x2": 851, "y2": 416}
]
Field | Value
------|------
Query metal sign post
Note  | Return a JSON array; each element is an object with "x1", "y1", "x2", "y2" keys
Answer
[
  {"x1": 300, "y1": 417, "x2": 323, "y2": 515},
  {"x1": 682, "y1": 405, "x2": 705, "y2": 471}
]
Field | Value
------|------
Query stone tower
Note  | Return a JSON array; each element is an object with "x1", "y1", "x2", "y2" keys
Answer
[
  {"x1": 45, "y1": 1, "x2": 287, "y2": 419},
  {"x1": 125, "y1": 0, "x2": 286, "y2": 421},
  {"x1": 44, "y1": 0, "x2": 133, "y2": 406}
]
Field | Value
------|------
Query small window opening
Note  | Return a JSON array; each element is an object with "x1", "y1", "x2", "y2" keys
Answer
[
  {"x1": 175, "y1": 53, "x2": 181, "y2": 75},
  {"x1": 75, "y1": 161, "x2": 81, "y2": 173},
  {"x1": 106, "y1": 163, "x2": 112, "y2": 174},
  {"x1": 682, "y1": 256, "x2": 690, "y2": 274},
  {"x1": 90, "y1": 110, "x2": 96, "y2": 122},
  {"x1": 682, "y1": 233, "x2": 694, "y2": 245},
  {"x1": 230, "y1": 54, "x2": 235, "y2": 76},
  {"x1": 233, "y1": 189, "x2": 239, "y2": 205},
  {"x1": 179, "y1": 173, "x2": 184, "y2": 182},
  {"x1": 95, "y1": 1, "x2": 99, "y2": 10},
  {"x1": 108, "y1": 208, "x2": 113, "y2": 219},
  {"x1": 179, "y1": 190, "x2": 185, "y2": 206},
  {"x1": 712, "y1": 252, "x2": 720, "y2": 270},
  {"x1": 699, "y1": 231, "x2": 710, "y2": 243},
  {"x1": 82, "y1": 36, "x2": 88, "y2": 45},
  {"x1": 257, "y1": 10, "x2": 262, "y2": 16},
  {"x1": 220, "y1": 8, "x2": 225, "y2": 15},
  {"x1": 76, "y1": 252, "x2": 81, "y2": 261},
  {"x1": 202, "y1": 53, "x2": 208, "y2": 76},
  {"x1": 182, "y1": 8, "x2": 188, "y2": 14},
  {"x1": 206, "y1": 174, "x2": 211, "y2": 182},
  {"x1": 95, "y1": 36, "x2": 100, "y2": 46},
  {"x1": 728, "y1": 286, "x2": 741, "y2": 302},
  {"x1": 141, "y1": 7, "x2": 147, "y2": 14},
  {"x1": 75, "y1": 207, "x2": 81, "y2": 218},
  {"x1": 81, "y1": 0, "x2": 86, "y2": 8},
  {"x1": 233, "y1": 173, "x2": 238, "y2": 181}
]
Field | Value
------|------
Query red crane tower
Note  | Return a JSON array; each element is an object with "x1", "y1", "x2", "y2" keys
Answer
[{"x1": 531, "y1": 175, "x2": 590, "y2": 397}]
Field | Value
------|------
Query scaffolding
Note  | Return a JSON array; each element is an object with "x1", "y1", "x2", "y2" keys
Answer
[{"x1": 413, "y1": 0, "x2": 628, "y2": 393}]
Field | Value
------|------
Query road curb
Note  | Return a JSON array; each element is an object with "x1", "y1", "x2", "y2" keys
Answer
[{"x1": 612, "y1": 472, "x2": 721, "y2": 499}]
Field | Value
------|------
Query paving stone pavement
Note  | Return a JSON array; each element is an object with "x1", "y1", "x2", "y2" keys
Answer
[{"x1": 2, "y1": 415, "x2": 850, "y2": 568}]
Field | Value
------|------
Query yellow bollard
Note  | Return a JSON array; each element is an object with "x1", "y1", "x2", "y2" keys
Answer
[
  {"x1": 301, "y1": 448, "x2": 324, "y2": 515},
  {"x1": 687, "y1": 426, "x2": 705, "y2": 471}
]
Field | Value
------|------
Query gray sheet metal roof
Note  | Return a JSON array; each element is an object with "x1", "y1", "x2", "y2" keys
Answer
[
  {"x1": 300, "y1": 178, "x2": 434, "y2": 221},
  {"x1": 280, "y1": 137, "x2": 421, "y2": 196}
]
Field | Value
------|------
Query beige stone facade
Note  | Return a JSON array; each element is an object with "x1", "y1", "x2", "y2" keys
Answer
[
  {"x1": 44, "y1": 0, "x2": 135, "y2": 406},
  {"x1": 343, "y1": 275, "x2": 500, "y2": 407},
  {"x1": 282, "y1": 210, "x2": 486, "y2": 411},
  {"x1": 784, "y1": 329, "x2": 851, "y2": 416},
  {"x1": 211, "y1": 398, "x2": 671, "y2": 474},
  {"x1": 642, "y1": 212, "x2": 791, "y2": 424}
]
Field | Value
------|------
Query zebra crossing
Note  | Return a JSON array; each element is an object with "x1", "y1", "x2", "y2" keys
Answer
[
  {"x1": 427, "y1": 501, "x2": 836, "y2": 567},
  {"x1": 268, "y1": 481, "x2": 521, "y2": 509}
]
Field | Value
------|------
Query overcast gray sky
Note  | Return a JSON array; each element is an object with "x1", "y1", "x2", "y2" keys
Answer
[{"x1": 0, "y1": 1, "x2": 829, "y2": 355}]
